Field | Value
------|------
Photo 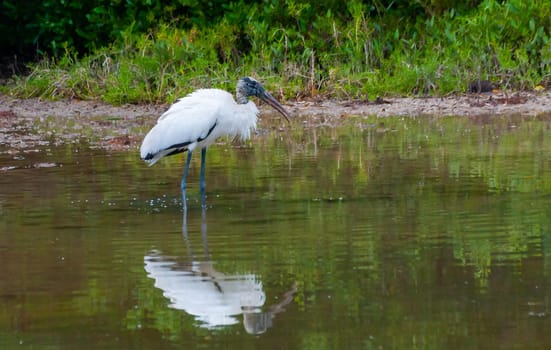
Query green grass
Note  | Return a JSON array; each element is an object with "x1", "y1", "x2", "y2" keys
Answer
[{"x1": 5, "y1": 0, "x2": 551, "y2": 104}]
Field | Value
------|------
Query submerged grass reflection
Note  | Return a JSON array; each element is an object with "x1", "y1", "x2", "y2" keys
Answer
[{"x1": 1, "y1": 115, "x2": 551, "y2": 348}]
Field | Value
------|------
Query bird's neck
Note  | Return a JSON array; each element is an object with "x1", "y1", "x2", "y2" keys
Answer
[{"x1": 236, "y1": 92, "x2": 248, "y2": 104}]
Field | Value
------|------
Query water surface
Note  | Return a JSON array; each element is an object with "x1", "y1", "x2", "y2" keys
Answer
[{"x1": 1, "y1": 115, "x2": 551, "y2": 349}]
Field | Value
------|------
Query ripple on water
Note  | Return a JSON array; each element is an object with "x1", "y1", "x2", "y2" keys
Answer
[{"x1": 3, "y1": 117, "x2": 551, "y2": 348}]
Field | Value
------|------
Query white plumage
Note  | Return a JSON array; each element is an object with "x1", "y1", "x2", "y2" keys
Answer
[
  {"x1": 140, "y1": 89, "x2": 259, "y2": 165},
  {"x1": 139, "y1": 77, "x2": 290, "y2": 208}
]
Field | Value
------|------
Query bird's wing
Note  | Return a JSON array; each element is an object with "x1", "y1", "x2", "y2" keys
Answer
[
  {"x1": 157, "y1": 88, "x2": 234, "y2": 122},
  {"x1": 140, "y1": 89, "x2": 234, "y2": 164}
]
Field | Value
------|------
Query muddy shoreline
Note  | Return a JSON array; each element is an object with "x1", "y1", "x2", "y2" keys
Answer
[
  {"x1": 1, "y1": 91, "x2": 550, "y2": 152},
  {"x1": 2, "y1": 90, "x2": 551, "y2": 119}
]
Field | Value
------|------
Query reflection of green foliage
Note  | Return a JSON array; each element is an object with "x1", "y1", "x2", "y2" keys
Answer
[{"x1": 2, "y1": 116, "x2": 551, "y2": 347}]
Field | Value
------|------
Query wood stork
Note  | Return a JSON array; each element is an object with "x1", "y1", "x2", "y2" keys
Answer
[{"x1": 140, "y1": 77, "x2": 290, "y2": 208}]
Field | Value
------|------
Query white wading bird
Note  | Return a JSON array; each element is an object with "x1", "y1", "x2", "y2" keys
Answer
[{"x1": 140, "y1": 77, "x2": 290, "y2": 208}]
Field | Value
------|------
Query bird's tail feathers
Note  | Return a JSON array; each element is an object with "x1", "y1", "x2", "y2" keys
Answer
[
  {"x1": 141, "y1": 149, "x2": 163, "y2": 166},
  {"x1": 143, "y1": 158, "x2": 159, "y2": 167}
]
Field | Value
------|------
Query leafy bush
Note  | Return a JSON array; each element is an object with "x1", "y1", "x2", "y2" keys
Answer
[{"x1": 3, "y1": 0, "x2": 550, "y2": 101}]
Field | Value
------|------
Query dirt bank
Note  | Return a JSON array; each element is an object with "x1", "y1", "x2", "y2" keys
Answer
[
  {"x1": 1, "y1": 91, "x2": 550, "y2": 152},
  {"x1": 3, "y1": 90, "x2": 551, "y2": 120}
]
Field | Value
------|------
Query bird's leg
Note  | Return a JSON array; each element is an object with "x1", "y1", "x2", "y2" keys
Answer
[
  {"x1": 181, "y1": 151, "x2": 193, "y2": 209},
  {"x1": 201, "y1": 204, "x2": 210, "y2": 259},
  {"x1": 199, "y1": 147, "x2": 207, "y2": 208}
]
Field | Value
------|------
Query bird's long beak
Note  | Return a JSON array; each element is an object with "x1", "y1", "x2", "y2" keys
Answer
[{"x1": 261, "y1": 91, "x2": 291, "y2": 122}]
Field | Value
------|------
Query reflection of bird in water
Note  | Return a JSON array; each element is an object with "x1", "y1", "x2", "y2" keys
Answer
[
  {"x1": 144, "y1": 208, "x2": 296, "y2": 334},
  {"x1": 144, "y1": 253, "x2": 266, "y2": 328},
  {"x1": 242, "y1": 283, "x2": 297, "y2": 335}
]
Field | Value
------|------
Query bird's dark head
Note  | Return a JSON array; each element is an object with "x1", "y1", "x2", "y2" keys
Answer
[
  {"x1": 236, "y1": 77, "x2": 291, "y2": 122},
  {"x1": 236, "y1": 77, "x2": 264, "y2": 101}
]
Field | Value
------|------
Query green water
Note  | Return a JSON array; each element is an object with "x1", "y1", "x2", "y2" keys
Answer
[{"x1": 1, "y1": 115, "x2": 551, "y2": 349}]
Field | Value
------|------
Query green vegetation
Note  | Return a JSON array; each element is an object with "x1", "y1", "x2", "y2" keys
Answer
[{"x1": 2, "y1": 0, "x2": 550, "y2": 103}]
